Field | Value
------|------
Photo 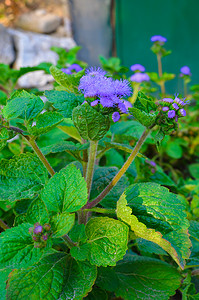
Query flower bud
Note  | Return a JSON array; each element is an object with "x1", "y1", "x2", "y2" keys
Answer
[
  {"x1": 41, "y1": 234, "x2": 48, "y2": 242},
  {"x1": 43, "y1": 224, "x2": 51, "y2": 231},
  {"x1": 33, "y1": 225, "x2": 43, "y2": 235}
]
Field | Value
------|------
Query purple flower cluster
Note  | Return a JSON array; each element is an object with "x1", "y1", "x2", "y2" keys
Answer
[
  {"x1": 130, "y1": 73, "x2": 150, "y2": 83},
  {"x1": 62, "y1": 63, "x2": 83, "y2": 75},
  {"x1": 180, "y1": 66, "x2": 191, "y2": 76},
  {"x1": 151, "y1": 35, "x2": 167, "y2": 43},
  {"x1": 161, "y1": 96, "x2": 188, "y2": 121},
  {"x1": 130, "y1": 64, "x2": 145, "y2": 72},
  {"x1": 29, "y1": 222, "x2": 51, "y2": 248},
  {"x1": 79, "y1": 67, "x2": 132, "y2": 122},
  {"x1": 130, "y1": 63, "x2": 149, "y2": 83}
]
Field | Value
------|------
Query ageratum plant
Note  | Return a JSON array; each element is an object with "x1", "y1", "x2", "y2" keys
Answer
[{"x1": 0, "y1": 43, "x2": 198, "y2": 299}]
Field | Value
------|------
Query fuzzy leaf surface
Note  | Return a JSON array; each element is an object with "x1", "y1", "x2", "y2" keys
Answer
[
  {"x1": 90, "y1": 166, "x2": 129, "y2": 209},
  {"x1": 85, "y1": 217, "x2": 129, "y2": 267},
  {"x1": 41, "y1": 164, "x2": 87, "y2": 215},
  {"x1": 57, "y1": 257, "x2": 97, "y2": 300},
  {"x1": 57, "y1": 118, "x2": 82, "y2": 142},
  {"x1": 0, "y1": 153, "x2": 48, "y2": 201},
  {"x1": 51, "y1": 212, "x2": 75, "y2": 238},
  {"x1": 50, "y1": 65, "x2": 80, "y2": 92},
  {"x1": 116, "y1": 183, "x2": 191, "y2": 269},
  {"x1": 0, "y1": 268, "x2": 12, "y2": 299},
  {"x1": 187, "y1": 221, "x2": 199, "y2": 267},
  {"x1": 129, "y1": 107, "x2": 157, "y2": 127},
  {"x1": 0, "y1": 223, "x2": 48, "y2": 269},
  {"x1": 97, "y1": 255, "x2": 181, "y2": 300},
  {"x1": 73, "y1": 103, "x2": 110, "y2": 140},
  {"x1": 45, "y1": 90, "x2": 84, "y2": 118},
  {"x1": 3, "y1": 90, "x2": 44, "y2": 120},
  {"x1": 6, "y1": 253, "x2": 66, "y2": 300},
  {"x1": 29, "y1": 111, "x2": 64, "y2": 136},
  {"x1": 26, "y1": 197, "x2": 49, "y2": 224}
]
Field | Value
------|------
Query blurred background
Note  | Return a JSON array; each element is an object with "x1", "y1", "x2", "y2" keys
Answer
[{"x1": 0, "y1": 0, "x2": 198, "y2": 93}]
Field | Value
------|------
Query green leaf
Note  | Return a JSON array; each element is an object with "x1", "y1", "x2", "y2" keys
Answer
[
  {"x1": 189, "y1": 163, "x2": 199, "y2": 179},
  {"x1": 90, "y1": 166, "x2": 129, "y2": 209},
  {"x1": 28, "y1": 111, "x2": 64, "y2": 136},
  {"x1": 85, "y1": 286, "x2": 108, "y2": 300},
  {"x1": 26, "y1": 198, "x2": 49, "y2": 224},
  {"x1": 69, "y1": 224, "x2": 87, "y2": 243},
  {"x1": 136, "y1": 238, "x2": 168, "y2": 255},
  {"x1": 116, "y1": 183, "x2": 191, "y2": 269},
  {"x1": 97, "y1": 255, "x2": 181, "y2": 300},
  {"x1": 58, "y1": 256, "x2": 97, "y2": 300},
  {"x1": 187, "y1": 221, "x2": 199, "y2": 267},
  {"x1": 6, "y1": 252, "x2": 96, "y2": 300},
  {"x1": 180, "y1": 273, "x2": 199, "y2": 300},
  {"x1": 50, "y1": 65, "x2": 80, "y2": 92},
  {"x1": 103, "y1": 141, "x2": 146, "y2": 158},
  {"x1": 134, "y1": 91, "x2": 157, "y2": 113},
  {"x1": 0, "y1": 223, "x2": 48, "y2": 269},
  {"x1": 72, "y1": 103, "x2": 110, "y2": 141},
  {"x1": 166, "y1": 141, "x2": 183, "y2": 159},
  {"x1": 2, "y1": 90, "x2": 44, "y2": 120},
  {"x1": 129, "y1": 107, "x2": 157, "y2": 127},
  {"x1": 85, "y1": 217, "x2": 129, "y2": 267},
  {"x1": 0, "y1": 267, "x2": 12, "y2": 299},
  {"x1": 0, "y1": 90, "x2": 7, "y2": 105},
  {"x1": 6, "y1": 253, "x2": 66, "y2": 300},
  {"x1": 0, "y1": 153, "x2": 48, "y2": 201},
  {"x1": 110, "y1": 120, "x2": 153, "y2": 142},
  {"x1": 58, "y1": 118, "x2": 82, "y2": 142},
  {"x1": 41, "y1": 164, "x2": 87, "y2": 215},
  {"x1": 51, "y1": 212, "x2": 75, "y2": 238},
  {"x1": 45, "y1": 90, "x2": 84, "y2": 118},
  {"x1": 41, "y1": 140, "x2": 89, "y2": 161},
  {"x1": 70, "y1": 243, "x2": 90, "y2": 261}
]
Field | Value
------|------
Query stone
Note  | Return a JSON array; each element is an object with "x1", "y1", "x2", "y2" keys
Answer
[
  {"x1": 52, "y1": 18, "x2": 72, "y2": 37},
  {"x1": 8, "y1": 28, "x2": 76, "y2": 88},
  {"x1": 0, "y1": 24, "x2": 15, "y2": 65},
  {"x1": 15, "y1": 10, "x2": 62, "y2": 34}
]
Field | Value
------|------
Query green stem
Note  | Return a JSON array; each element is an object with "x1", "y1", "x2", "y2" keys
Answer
[
  {"x1": 27, "y1": 138, "x2": 55, "y2": 176},
  {"x1": 85, "y1": 126, "x2": 153, "y2": 209},
  {"x1": 84, "y1": 207, "x2": 116, "y2": 215},
  {"x1": 85, "y1": 140, "x2": 98, "y2": 200},
  {"x1": 81, "y1": 138, "x2": 88, "y2": 179},
  {"x1": 5, "y1": 126, "x2": 55, "y2": 177},
  {"x1": 157, "y1": 53, "x2": 165, "y2": 95},
  {"x1": 0, "y1": 219, "x2": 9, "y2": 231},
  {"x1": 62, "y1": 234, "x2": 76, "y2": 249},
  {"x1": 129, "y1": 83, "x2": 140, "y2": 104}
]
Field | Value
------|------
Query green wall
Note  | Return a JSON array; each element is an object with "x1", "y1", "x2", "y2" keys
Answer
[{"x1": 115, "y1": 0, "x2": 199, "y2": 94}]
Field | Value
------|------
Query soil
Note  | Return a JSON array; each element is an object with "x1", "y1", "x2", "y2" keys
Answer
[{"x1": 0, "y1": 0, "x2": 70, "y2": 27}]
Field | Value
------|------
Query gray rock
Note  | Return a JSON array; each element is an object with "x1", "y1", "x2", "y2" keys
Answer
[
  {"x1": 15, "y1": 10, "x2": 62, "y2": 34},
  {"x1": 8, "y1": 28, "x2": 76, "y2": 88},
  {"x1": 0, "y1": 24, "x2": 15, "y2": 65}
]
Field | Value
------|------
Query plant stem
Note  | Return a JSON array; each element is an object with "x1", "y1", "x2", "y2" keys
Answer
[
  {"x1": 129, "y1": 83, "x2": 140, "y2": 104},
  {"x1": 85, "y1": 126, "x2": 153, "y2": 209},
  {"x1": 0, "y1": 219, "x2": 9, "y2": 231},
  {"x1": 157, "y1": 53, "x2": 165, "y2": 95},
  {"x1": 78, "y1": 210, "x2": 89, "y2": 225},
  {"x1": 27, "y1": 138, "x2": 55, "y2": 176},
  {"x1": 5, "y1": 125, "x2": 55, "y2": 177},
  {"x1": 62, "y1": 234, "x2": 76, "y2": 249},
  {"x1": 85, "y1": 140, "x2": 98, "y2": 200},
  {"x1": 84, "y1": 207, "x2": 116, "y2": 215},
  {"x1": 81, "y1": 138, "x2": 88, "y2": 179}
]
